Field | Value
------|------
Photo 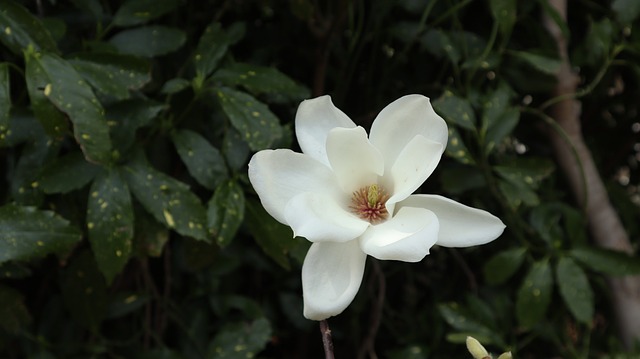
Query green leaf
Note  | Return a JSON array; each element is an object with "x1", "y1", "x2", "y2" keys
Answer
[
  {"x1": 245, "y1": 199, "x2": 296, "y2": 270},
  {"x1": 59, "y1": 251, "x2": 108, "y2": 332},
  {"x1": 485, "y1": 108, "x2": 519, "y2": 153},
  {"x1": 24, "y1": 51, "x2": 69, "y2": 137},
  {"x1": 439, "y1": 165, "x2": 486, "y2": 195},
  {"x1": 556, "y1": 257, "x2": 593, "y2": 323},
  {"x1": 483, "y1": 247, "x2": 527, "y2": 285},
  {"x1": 0, "y1": 63, "x2": 9, "y2": 139},
  {"x1": 569, "y1": 247, "x2": 640, "y2": 276},
  {"x1": 208, "y1": 317, "x2": 272, "y2": 359},
  {"x1": 0, "y1": 285, "x2": 30, "y2": 334},
  {"x1": 510, "y1": 51, "x2": 561, "y2": 75},
  {"x1": 0, "y1": 262, "x2": 31, "y2": 279},
  {"x1": 222, "y1": 128, "x2": 251, "y2": 172},
  {"x1": 494, "y1": 157, "x2": 555, "y2": 189},
  {"x1": 122, "y1": 151, "x2": 208, "y2": 241},
  {"x1": 107, "y1": 292, "x2": 149, "y2": 319},
  {"x1": 421, "y1": 29, "x2": 460, "y2": 64},
  {"x1": 69, "y1": 53, "x2": 151, "y2": 100},
  {"x1": 70, "y1": 0, "x2": 103, "y2": 18},
  {"x1": 481, "y1": 82, "x2": 513, "y2": 131},
  {"x1": 516, "y1": 259, "x2": 553, "y2": 328},
  {"x1": 216, "y1": 87, "x2": 283, "y2": 151},
  {"x1": 438, "y1": 302, "x2": 498, "y2": 343},
  {"x1": 529, "y1": 203, "x2": 563, "y2": 246},
  {"x1": 445, "y1": 127, "x2": 475, "y2": 165},
  {"x1": 213, "y1": 62, "x2": 310, "y2": 103},
  {"x1": 25, "y1": 50, "x2": 113, "y2": 164},
  {"x1": 172, "y1": 129, "x2": 228, "y2": 190},
  {"x1": 612, "y1": 0, "x2": 640, "y2": 24},
  {"x1": 0, "y1": 0, "x2": 57, "y2": 55},
  {"x1": 194, "y1": 22, "x2": 228, "y2": 79},
  {"x1": 498, "y1": 179, "x2": 539, "y2": 208},
  {"x1": 110, "y1": 26, "x2": 186, "y2": 57},
  {"x1": 489, "y1": 0, "x2": 516, "y2": 37},
  {"x1": 113, "y1": 0, "x2": 181, "y2": 27},
  {"x1": 0, "y1": 204, "x2": 82, "y2": 264},
  {"x1": 433, "y1": 91, "x2": 476, "y2": 130},
  {"x1": 133, "y1": 207, "x2": 170, "y2": 257},
  {"x1": 538, "y1": 0, "x2": 570, "y2": 40},
  {"x1": 88, "y1": 170, "x2": 135, "y2": 284},
  {"x1": 161, "y1": 78, "x2": 190, "y2": 94},
  {"x1": 207, "y1": 180, "x2": 245, "y2": 247},
  {"x1": 38, "y1": 152, "x2": 101, "y2": 194},
  {"x1": 106, "y1": 98, "x2": 167, "y2": 154},
  {"x1": 8, "y1": 128, "x2": 55, "y2": 205}
]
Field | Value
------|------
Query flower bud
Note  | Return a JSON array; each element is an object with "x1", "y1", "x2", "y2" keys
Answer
[{"x1": 466, "y1": 336, "x2": 490, "y2": 359}]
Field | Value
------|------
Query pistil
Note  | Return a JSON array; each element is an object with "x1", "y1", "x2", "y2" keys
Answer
[{"x1": 350, "y1": 184, "x2": 389, "y2": 224}]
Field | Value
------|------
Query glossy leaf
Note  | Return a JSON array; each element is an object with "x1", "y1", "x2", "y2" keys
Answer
[
  {"x1": 438, "y1": 302, "x2": 499, "y2": 344},
  {"x1": 489, "y1": 0, "x2": 516, "y2": 36},
  {"x1": 0, "y1": 204, "x2": 82, "y2": 264},
  {"x1": 38, "y1": 152, "x2": 101, "y2": 194},
  {"x1": 59, "y1": 251, "x2": 108, "y2": 332},
  {"x1": 529, "y1": 204, "x2": 563, "y2": 245},
  {"x1": 439, "y1": 165, "x2": 486, "y2": 195},
  {"x1": 484, "y1": 108, "x2": 519, "y2": 153},
  {"x1": 0, "y1": 63, "x2": 8, "y2": 138},
  {"x1": 207, "y1": 180, "x2": 245, "y2": 247},
  {"x1": 24, "y1": 50, "x2": 69, "y2": 137},
  {"x1": 122, "y1": 151, "x2": 208, "y2": 241},
  {"x1": 8, "y1": 129, "x2": 54, "y2": 205},
  {"x1": 495, "y1": 157, "x2": 555, "y2": 189},
  {"x1": 87, "y1": 169, "x2": 134, "y2": 284},
  {"x1": 110, "y1": 26, "x2": 186, "y2": 57},
  {"x1": 216, "y1": 87, "x2": 283, "y2": 151},
  {"x1": 106, "y1": 98, "x2": 167, "y2": 153},
  {"x1": 483, "y1": 247, "x2": 527, "y2": 285},
  {"x1": 0, "y1": 285, "x2": 30, "y2": 334},
  {"x1": 481, "y1": 82, "x2": 513, "y2": 131},
  {"x1": 70, "y1": 53, "x2": 151, "y2": 99},
  {"x1": 25, "y1": 50, "x2": 113, "y2": 164},
  {"x1": 569, "y1": 247, "x2": 640, "y2": 276},
  {"x1": 612, "y1": 0, "x2": 640, "y2": 24},
  {"x1": 213, "y1": 62, "x2": 309, "y2": 103},
  {"x1": 498, "y1": 179, "x2": 539, "y2": 208},
  {"x1": 245, "y1": 199, "x2": 297, "y2": 270},
  {"x1": 556, "y1": 257, "x2": 593, "y2": 323},
  {"x1": 421, "y1": 29, "x2": 460, "y2": 64},
  {"x1": 445, "y1": 127, "x2": 475, "y2": 165},
  {"x1": 0, "y1": 0, "x2": 57, "y2": 55},
  {"x1": 172, "y1": 129, "x2": 228, "y2": 190},
  {"x1": 207, "y1": 317, "x2": 272, "y2": 358},
  {"x1": 194, "y1": 22, "x2": 228, "y2": 79},
  {"x1": 70, "y1": 0, "x2": 103, "y2": 18},
  {"x1": 222, "y1": 128, "x2": 251, "y2": 172},
  {"x1": 113, "y1": 0, "x2": 181, "y2": 27},
  {"x1": 516, "y1": 259, "x2": 553, "y2": 328},
  {"x1": 433, "y1": 91, "x2": 476, "y2": 130},
  {"x1": 161, "y1": 78, "x2": 190, "y2": 94},
  {"x1": 510, "y1": 51, "x2": 561, "y2": 75}
]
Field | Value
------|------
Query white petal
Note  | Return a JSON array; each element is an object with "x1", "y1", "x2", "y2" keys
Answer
[
  {"x1": 385, "y1": 135, "x2": 443, "y2": 209},
  {"x1": 400, "y1": 195, "x2": 505, "y2": 247},
  {"x1": 359, "y1": 207, "x2": 439, "y2": 262},
  {"x1": 284, "y1": 192, "x2": 369, "y2": 242},
  {"x1": 302, "y1": 240, "x2": 367, "y2": 320},
  {"x1": 248, "y1": 149, "x2": 341, "y2": 225},
  {"x1": 369, "y1": 95, "x2": 448, "y2": 168},
  {"x1": 326, "y1": 127, "x2": 384, "y2": 193},
  {"x1": 295, "y1": 95, "x2": 356, "y2": 167}
]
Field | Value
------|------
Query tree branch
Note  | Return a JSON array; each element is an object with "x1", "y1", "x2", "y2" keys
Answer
[{"x1": 542, "y1": 0, "x2": 640, "y2": 349}]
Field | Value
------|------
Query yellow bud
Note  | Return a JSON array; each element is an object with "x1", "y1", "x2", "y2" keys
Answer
[
  {"x1": 466, "y1": 336, "x2": 490, "y2": 359},
  {"x1": 497, "y1": 352, "x2": 512, "y2": 359}
]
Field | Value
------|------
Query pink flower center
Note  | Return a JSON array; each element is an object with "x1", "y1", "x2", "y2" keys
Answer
[{"x1": 350, "y1": 184, "x2": 389, "y2": 224}]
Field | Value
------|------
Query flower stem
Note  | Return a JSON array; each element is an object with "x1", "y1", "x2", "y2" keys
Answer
[{"x1": 319, "y1": 320, "x2": 335, "y2": 359}]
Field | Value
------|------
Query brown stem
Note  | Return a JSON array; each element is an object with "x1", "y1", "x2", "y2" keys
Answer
[
  {"x1": 357, "y1": 259, "x2": 385, "y2": 359},
  {"x1": 320, "y1": 319, "x2": 335, "y2": 359},
  {"x1": 542, "y1": 0, "x2": 640, "y2": 348}
]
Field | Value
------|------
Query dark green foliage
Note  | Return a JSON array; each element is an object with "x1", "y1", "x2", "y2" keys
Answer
[{"x1": 0, "y1": 0, "x2": 639, "y2": 357}]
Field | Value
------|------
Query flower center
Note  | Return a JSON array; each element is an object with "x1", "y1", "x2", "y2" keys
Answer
[{"x1": 350, "y1": 184, "x2": 389, "y2": 224}]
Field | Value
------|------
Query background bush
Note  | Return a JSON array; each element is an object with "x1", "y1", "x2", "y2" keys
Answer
[{"x1": 0, "y1": 0, "x2": 639, "y2": 358}]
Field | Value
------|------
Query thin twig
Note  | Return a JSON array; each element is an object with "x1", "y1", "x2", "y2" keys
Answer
[
  {"x1": 357, "y1": 259, "x2": 385, "y2": 359},
  {"x1": 320, "y1": 319, "x2": 335, "y2": 359}
]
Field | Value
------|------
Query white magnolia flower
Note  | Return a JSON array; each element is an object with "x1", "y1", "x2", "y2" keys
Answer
[{"x1": 248, "y1": 95, "x2": 505, "y2": 320}]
